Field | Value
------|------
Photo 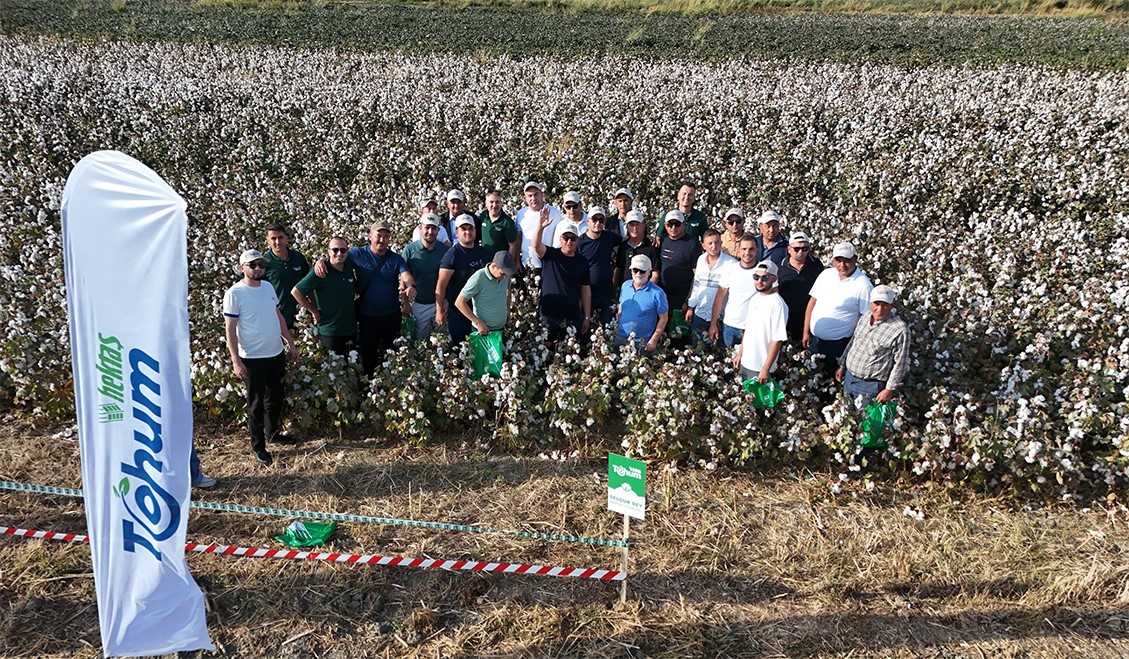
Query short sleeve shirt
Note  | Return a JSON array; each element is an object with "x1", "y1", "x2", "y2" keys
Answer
[
  {"x1": 808, "y1": 266, "x2": 874, "y2": 341},
  {"x1": 657, "y1": 234, "x2": 702, "y2": 308},
  {"x1": 403, "y1": 240, "x2": 449, "y2": 305},
  {"x1": 516, "y1": 205, "x2": 562, "y2": 268},
  {"x1": 222, "y1": 281, "x2": 284, "y2": 359},
  {"x1": 478, "y1": 211, "x2": 518, "y2": 256},
  {"x1": 719, "y1": 261, "x2": 759, "y2": 330},
  {"x1": 616, "y1": 238, "x2": 659, "y2": 276},
  {"x1": 775, "y1": 254, "x2": 824, "y2": 335},
  {"x1": 294, "y1": 265, "x2": 357, "y2": 338},
  {"x1": 539, "y1": 246, "x2": 591, "y2": 319},
  {"x1": 262, "y1": 248, "x2": 310, "y2": 326},
  {"x1": 617, "y1": 280, "x2": 669, "y2": 343},
  {"x1": 460, "y1": 266, "x2": 510, "y2": 331},
  {"x1": 739, "y1": 292, "x2": 789, "y2": 374},
  {"x1": 351, "y1": 246, "x2": 408, "y2": 317},
  {"x1": 439, "y1": 243, "x2": 491, "y2": 303},
  {"x1": 577, "y1": 232, "x2": 620, "y2": 306}
]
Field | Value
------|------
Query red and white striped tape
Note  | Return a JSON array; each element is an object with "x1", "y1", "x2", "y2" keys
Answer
[{"x1": 0, "y1": 525, "x2": 626, "y2": 582}]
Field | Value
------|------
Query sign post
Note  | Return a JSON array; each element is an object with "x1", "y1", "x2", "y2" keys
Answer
[{"x1": 607, "y1": 453, "x2": 646, "y2": 603}]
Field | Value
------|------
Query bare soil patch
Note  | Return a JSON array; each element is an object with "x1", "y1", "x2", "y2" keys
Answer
[{"x1": 1, "y1": 419, "x2": 1127, "y2": 657}]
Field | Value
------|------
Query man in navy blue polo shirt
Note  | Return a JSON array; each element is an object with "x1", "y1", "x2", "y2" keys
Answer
[
  {"x1": 436, "y1": 214, "x2": 491, "y2": 344},
  {"x1": 755, "y1": 210, "x2": 789, "y2": 263},
  {"x1": 617, "y1": 254, "x2": 668, "y2": 353},
  {"x1": 577, "y1": 206, "x2": 620, "y2": 326},
  {"x1": 531, "y1": 209, "x2": 592, "y2": 343}
]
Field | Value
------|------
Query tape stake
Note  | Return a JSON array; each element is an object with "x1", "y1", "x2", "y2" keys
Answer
[{"x1": 0, "y1": 525, "x2": 627, "y2": 582}]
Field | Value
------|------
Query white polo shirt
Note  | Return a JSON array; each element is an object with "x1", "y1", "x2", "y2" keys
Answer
[
  {"x1": 515, "y1": 204, "x2": 562, "y2": 268},
  {"x1": 719, "y1": 261, "x2": 759, "y2": 329},
  {"x1": 807, "y1": 266, "x2": 874, "y2": 341},
  {"x1": 222, "y1": 281, "x2": 284, "y2": 359},
  {"x1": 687, "y1": 252, "x2": 736, "y2": 322}
]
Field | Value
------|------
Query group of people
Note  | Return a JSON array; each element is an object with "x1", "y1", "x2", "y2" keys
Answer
[{"x1": 208, "y1": 181, "x2": 911, "y2": 479}]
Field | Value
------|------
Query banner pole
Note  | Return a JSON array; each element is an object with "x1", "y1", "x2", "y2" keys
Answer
[{"x1": 619, "y1": 514, "x2": 629, "y2": 603}]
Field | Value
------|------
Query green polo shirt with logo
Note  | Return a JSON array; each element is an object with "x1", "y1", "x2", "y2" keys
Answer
[
  {"x1": 656, "y1": 208, "x2": 709, "y2": 242},
  {"x1": 263, "y1": 248, "x2": 310, "y2": 326},
  {"x1": 294, "y1": 265, "x2": 357, "y2": 338},
  {"x1": 460, "y1": 266, "x2": 510, "y2": 331},
  {"x1": 477, "y1": 211, "x2": 518, "y2": 256},
  {"x1": 402, "y1": 240, "x2": 448, "y2": 305}
]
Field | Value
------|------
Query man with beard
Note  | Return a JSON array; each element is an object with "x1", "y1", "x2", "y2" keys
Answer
[
  {"x1": 616, "y1": 254, "x2": 668, "y2": 354},
  {"x1": 733, "y1": 260, "x2": 788, "y2": 383},
  {"x1": 291, "y1": 236, "x2": 358, "y2": 356},
  {"x1": 223, "y1": 249, "x2": 300, "y2": 467},
  {"x1": 774, "y1": 232, "x2": 823, "y2": 342},
  {"x1": 577, "y1": 205, "x2": 620, "y2": 325},
  {"x1": 403, "y1": 213, "x2": 449, "y2": 340},
  {"x1": 436, "y1": 214, "x2": 491, "y2": 344}
]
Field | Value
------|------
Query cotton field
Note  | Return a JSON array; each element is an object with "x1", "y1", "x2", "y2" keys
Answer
[{"x1": 1, "y1": 35, "x2": 1127, "y2": 495}]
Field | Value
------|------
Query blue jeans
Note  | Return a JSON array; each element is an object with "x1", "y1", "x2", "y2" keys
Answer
[
  {"x1": 722, "y1": 323, "x2": 744, "y2": 348},
  {"x1": 843, "y1": 369, "x2": 884, "y2": 411},
  {"x1": 190, "y1": 444, "x2": 201, "y2": 481}
]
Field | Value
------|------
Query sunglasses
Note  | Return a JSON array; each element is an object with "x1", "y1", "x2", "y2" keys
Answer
[
  {"x1": 791, "y1": 245, "x2": 810, "y2": 252},
  {"x1": 590, "y1": 216, "x2": 606, "y2": 222},
  {"x1": 630, "y1": 268, "x2": 646, "y2": 274},
  {"x1": 752, "y1": 273, "x2": 775, "y2": 281},
  {"x1": 329, "y1": 247, "x2": 348, "y2": 254},
  {"x1": 246, "y1": 261, "x2": 267, "y2": 269},
  {"x1": 665, "y1": 221, "x2": 683, "y2": 227},
  {"x1": 564, "y1": 203, "x2": 579, "y2": 210},
  {"x1": 560, "y1": 235, "x2": 578, "y2": 243},
  {"x1": 726, "y1": 219, "x2": 744, "y2": 225}
]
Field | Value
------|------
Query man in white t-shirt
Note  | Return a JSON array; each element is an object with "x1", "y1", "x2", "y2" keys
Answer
[
  {"x1": 223, "y1": 249, "x2": 299, "y2": 467},
  {"x1": 709, "y1": 233, "x2": 759, "y2": 348},
  {"x1": 515, "y1": 181, "x2": 562, "y2": 270},
  {"x1": 733, "y1": 260, "x2": 789, "y2": 382},
  {"x1": 803, "y1": 241, "x2": 874, "y2": 375}
]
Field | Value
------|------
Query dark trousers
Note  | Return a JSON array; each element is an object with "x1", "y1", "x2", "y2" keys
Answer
[
  {"x1": 542, "y1": 311, "x2": 583, "y2": 343},
  {"x1": 592, "y1": 301, "x2": 615, "y2": 326},
  {"x1": 245, "y1": 352, "x2": 286, "y2": 454},
  {"x1": 447, "y1": 305, "x2": 472, "y2": 345},
  {"x1": 359, "y1": 313, "x2": 401, "y2": 376},
  {"x1": 319, "y1": 334, "x2": 356, "y2": 358},
  {"x1": 810, "y1": 335, "x2": 851, "y2": 376}
]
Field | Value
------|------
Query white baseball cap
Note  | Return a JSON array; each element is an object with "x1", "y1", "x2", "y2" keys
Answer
[
  {"x1": 663, "y1": 210, "x2": 685, "y2": 225},
  {"x1": 832, "y1": 241, "x2": 857, "y2": 259},
  {"x1": 523, "y1": 181, "x2": 544, "y2": 192},
  {"x1": 613, "y1": 187, "x2": 634, "y2": 200},
  {"x1": 454, "y1": 214, "x2": 476, "y2": 228},
  {"x1": 759, "y1": 210, "x2": 783, "y2": 225},
  {"x1": 240, "y1": 249, "x2": 266, "y2": 265},
  {"x1": 588, "y1": 206, "x2": 607, "y2": 219},
  {"x1": 754, "y1": 260, "x2": 779, "y2": 276},
  {"x1": 789, "y1": 232, "x2": 812, "y2": 245},
  {"x1": 419, "y1": 213, "x2": 441, "y2": 227},
  {"x1": 557, "y1": 222, "x2": 580, "y2": 238},
  {"x1": 724, "y1": 208, "x2": 745, "y2": 221},
  {"x1": 625, "y1": 210, "x2": 646, "y2": 225},
  {"x1": 871, "y1": 285, "x2": 896, "y2": 304},
  {"x1": 562, "y1": 191, "x2": 582, "y2": 205},
  {"x1": 629, "y1": 254, "x2": 652, "y2": 271}
]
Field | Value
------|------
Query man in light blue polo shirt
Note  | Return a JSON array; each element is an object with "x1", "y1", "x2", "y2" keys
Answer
[{"x1": 616, "y1": 254, "x2": 668, "y2": 353}]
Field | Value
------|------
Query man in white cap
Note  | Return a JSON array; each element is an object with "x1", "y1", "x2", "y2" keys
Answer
[
  {"x1": 614, "y1": 209, "x2": 658, "y2": 289},
  {"x1": 775, "y1": 232, "x2": 823, "y2": 342},
  {"x1": 515, "y1": 181, "x2": 562, "y2": 270},
  {"x1": 755, "y1": 210, "x2": 788, "y2": 263},
  {"x1": 456, "y1": 251, "x2": 517, "y2": 337},
  {"x1": 559, "y1": 190, "x2": 586, "y2": 239},
  {"x1": 436, "y1": 213, "x2": 490, "y2": 344},
  {"x1": 439, "y1": 188, "x2": 480, "y2": 243},
  {"x1": 223, "y1": 249, "x2": 300, "y2": 467},
  {"x1": 720, "y1": 207, "x2": 746, "y2": 257},
  {"x1": 616, "y1": 254, "x2": 668, "y2": 353},
  {"x1": 803, "y1": 241, "x2": 874, "y2": 375},
  {"x1": 604, "y1": 187, "x2": 633, "y2": 238},
  {"x1": 733, "y1": 260, "x2": 788, "y2": 382},
  {"x1": 531, "y1": 208, "x2": 591, "y2": 342},
  {"x1": 836, "y1": 284, "x2": 910, "y2": 409},
  {"x1": 411, "y1": 194, "x2": 452, "y2": 246},
  {"x1": 577, "y1": 205, "x2": 620, "y2": 325},
  {"x1": 403, "y1": 213, "x2": 450, "y2": 340},
  {"x1": 656, "y1": 209, "x2": 703, "y2": 346}
]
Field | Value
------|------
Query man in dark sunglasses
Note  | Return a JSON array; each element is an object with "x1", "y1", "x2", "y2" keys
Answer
[
  {"x1": 223, "y1": 249, "x2": 300, "y2": 467},
  {"x1": 732, "y1": 260, "x2": 788, "y2": 383},
  {"x1": 720, "y1": 208, "x2": 745, "y2": 257},
  {"x1": 656, "y1": 210, "x2": 702, "y2": 347},
  {"x1": 292, "y1": 237, "x2": 358, "y2": 357},
  {"x1": 775, "y1": 233, "x2": 823, "y2": 342},
  {"x1": 616, "y1": 254, "x2": 668, "y2": 353}
]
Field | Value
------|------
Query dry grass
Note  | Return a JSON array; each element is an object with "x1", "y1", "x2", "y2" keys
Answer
[{"x1": 2, "y1": 416, "x2": 1128, "y2": 657}]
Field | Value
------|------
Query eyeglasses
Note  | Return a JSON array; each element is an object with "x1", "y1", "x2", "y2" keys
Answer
[
  {"x1": 791, "y1": 245, "x2": 810, "y2": 252},
  {"x1": 630, "y1": 268, "x2": 646, "y2": 274},
  {"x1": 560, "y1": 235, "x2": 578, "y2": 243},
  {"x1": 329, "y1": 247, "x2": 348, "y2": 254},
  {"x1": 752, "y1": 273, "x2": 775, "y2": 281},
  {"x1": 246, "y1": 262, "x2": 267, "y2": 269}
]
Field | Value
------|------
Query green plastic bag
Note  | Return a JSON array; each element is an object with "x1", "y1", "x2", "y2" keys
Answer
[
  {"x1": 742, "y1": 377, "x2": 785, "y2": 410},
  {"x1": 274, "y1": 520, "x2": 336, "y2": 548},
  {"x1": 859, "y1": 400, "x2": 897, "y2": 449},
  {"x1": 668, "y1": 309, "x2": 690, "y2": 338},
  {"x1": 401, "y1": 314, "x2": 417, "y2": 339},
  {"x1": 469, "y1": 330, "x2": 504, "y2": 377}
]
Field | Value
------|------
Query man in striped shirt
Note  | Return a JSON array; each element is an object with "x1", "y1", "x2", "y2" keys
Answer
[{"x1": 836, "y1": 285, "x2": 911, "y2": 410}]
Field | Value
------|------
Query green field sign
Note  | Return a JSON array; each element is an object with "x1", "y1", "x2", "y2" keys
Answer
[{"x1": 608, "y1": 453, "x2": 646, "y2": 520}]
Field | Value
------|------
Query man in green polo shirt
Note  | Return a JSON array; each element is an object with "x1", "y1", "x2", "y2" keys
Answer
[
  {"x1": 478, "y1": 189, "x2": 520, "y2": 263},
  {"x1": 402, "y1": 213, "x2": 449, "y2": 340},
  {"x1": 263, "y1": 223, "x2": 310, "y2": 330},
  {"x1": 455, "y1": 251, "x2": 516, "y2": 335},
  {"x1": 291, "y1": 236, "x2": 358, "y2": 356}
]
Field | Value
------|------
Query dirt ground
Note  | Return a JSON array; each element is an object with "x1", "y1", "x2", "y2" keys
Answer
[{"x1": 1, "y1": 417, "x2": 1127, "y2": 658}]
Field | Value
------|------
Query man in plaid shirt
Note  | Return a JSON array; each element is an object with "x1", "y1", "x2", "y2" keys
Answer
[{"x1": 836, "y1": 285, "x2": 911, "y2": 409}]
